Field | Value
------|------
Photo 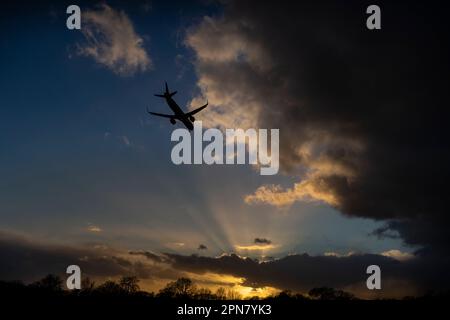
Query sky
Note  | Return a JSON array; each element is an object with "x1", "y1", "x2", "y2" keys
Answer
[{"x1": 1, "y1": 0, "x2": 449, "y2": 298}]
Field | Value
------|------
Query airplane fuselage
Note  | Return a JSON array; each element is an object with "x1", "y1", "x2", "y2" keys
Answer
[
  {"x1": 149, "y1": 82, "x2": 207, "y2": 130},
  {"x1": 165, "y1": 97, "x2": 194, "y2": 130}
]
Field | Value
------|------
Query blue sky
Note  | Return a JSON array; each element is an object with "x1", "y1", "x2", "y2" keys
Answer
[{"x1": 0, "y1": 0, "x2": 410, "y2": 278}]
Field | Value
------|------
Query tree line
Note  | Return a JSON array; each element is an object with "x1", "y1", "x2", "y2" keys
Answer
[{"x1": 0, "y1": 274, "x2": 448, "y2": 300}]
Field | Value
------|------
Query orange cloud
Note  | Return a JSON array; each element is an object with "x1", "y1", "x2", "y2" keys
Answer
[
  {"x1": 87, "y1": 225, "x2": 102, "y2": 233},
  {"x1": 235, "y1": 244, "x2": 277, "y2": 251},
  {"x1": 244, "y1": 174, "x2": 340, "y2": 208}
]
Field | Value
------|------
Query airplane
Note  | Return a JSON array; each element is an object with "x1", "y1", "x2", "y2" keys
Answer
[{"x1": 147, "y1": 82, "x2": 208, "y2": 131}]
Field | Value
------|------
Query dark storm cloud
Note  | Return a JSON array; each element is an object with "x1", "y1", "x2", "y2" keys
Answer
[
  {"x1": 0, "y1": 232, "x2": 156, "y2": 282},
  {"x1": 129, "y1": 250, "x2": 171, "y2": 263},
  {"x1": 3, "y1": 231, "x2": 449, "y2": 296},
  {"x1": 164, "y1": 252, "x2": 450, "y2": 295},
  {"x1": 254, "y1": 238, "x2": 271, "y2": 245},
  {"x1": 186, "y1": 0, "x2": 450, "y2": 252}
]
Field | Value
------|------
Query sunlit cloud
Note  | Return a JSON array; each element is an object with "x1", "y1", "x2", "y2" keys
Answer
[
  {"x1": 77, "y1": 4, "x2": 151, "y2": 76},
  {"x1": 166, "y1": 242, "x2": 185, "y2": 248},
  {"x1": 244, "y1": 176, "x2": 340, "y2": 208},
  {"x1": 86, "y1": 224, "x2": 102, "y2": 233},
  {"x1": 324, "y1": 251, "x2": 356, "y2": 257},
  {"x1": 187, "y1": 272, "x2": 244, "y2": 288},
  {"x1": 235, "y1": 285, "x2": 280, "y2": 298},
  {"x1": 235, "y1": 244, "x2": 277, "y2": 251},
  {"x1": 381, "y1": 249, "x2": 414, "y2": 262},
  {"x1": 184, "y1": 0, "x2": 450, "y2": 256},
  {"x1": 324, "y1": 250, "x2": 415, "y2": 262}
]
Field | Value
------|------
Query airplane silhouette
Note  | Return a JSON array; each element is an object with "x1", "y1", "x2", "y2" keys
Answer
[{"x1": 147, "y1": 82, "x2": 208, "y2": 131}]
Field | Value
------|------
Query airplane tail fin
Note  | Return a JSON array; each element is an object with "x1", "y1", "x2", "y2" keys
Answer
[{"x1": 155, "y1": 82, "x2": 177, "y2": 98}]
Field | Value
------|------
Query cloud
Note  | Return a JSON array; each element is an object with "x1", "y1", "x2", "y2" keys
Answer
[
  {"x1": 233, "y1": 238, "x2": 276, "y2": 251},
  {"x1": 0, "y1": 233, "x2": 258, "y2": 295},
  {"x1": 0, "y1": 232, "x2": 150, "y2": 283},
  {"x1": 166, "y1": 242, "x2": 185, "y2": 248},
  {"x1": 86, "y1": 224, "x2": 102, "y2": 233},
  {"x1": 0, "y1": 233, "x2": 188, "y2": 292},
  {"x1": 254, "y1": 238, "x2": 271, "y2": 245},
  {"x1": 162, "y1": 251, "x2": 450, "y2": 297},
  {"x1": 77, "y1": 4, "x2": 151, "y2": 76},
  {"x1": 245, "y1": 181, "x2": 340, "y2": 208},
  {"x1": 128, "y1": 250, "x2": 171, "y2": 264},
  {"x1": 186, "y1": 0, "x2": 450, "y2": 252},
  {"x1": 1, "y1": 232, "x2": 449, "y2": 297},
  {"x1": 381, "y1": 250, "x2": 414, "y2": 262},
  {"x1": 323, "y1": 251, "x2": 356, "y2": 258},
  {"x1": 198, "y1": 244, "x2": 208, "y2": 250},
  {"x1": 235, "y1": 244, "x2": 276, "y2": 251}
]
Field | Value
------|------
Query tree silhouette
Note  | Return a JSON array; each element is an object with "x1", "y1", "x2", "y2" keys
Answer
[
  {"x1": 225, "y1": 288, "x2": 242, "y2": 300},
  {"x1": 158, "y1": 277, "x2": 197, "y2": 298},
  {"x1": 215, "y1": 287, "x2": 227, "y2": 300},
  {"x1": 194, "y1": 288, "x2": 215, "y2": 299},
  {"x1": 95, "y1": 280, "x2": 124, "y2": 296},
  {"x1": 30, "y1": 274, "x2": 63, "y2": 292},
  {"x1": 119, "y1": 276, "x2": 140, "y2": 294},
  {"x1": 308, "y1": 287, "x2": 355, "y2": 300},
  {"x1": 81, "y1": 277, "x2": 96, "y2": 293},
  {"x1": 4, "y1": 274, "x2": 444, "y2": 302},
  {"x1": 276, "y1": 290, "x2": 293, "y2": 300},
  {"x1": 212, "y1": 286, "x2": 242, "y2": 300}
]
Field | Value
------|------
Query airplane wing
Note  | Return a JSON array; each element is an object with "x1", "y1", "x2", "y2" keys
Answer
[
  {"x1": 186, "y1": 101, "x2": 208, "y2": 117},
  {"x1": 147, "y1": 108, "x2": 177, "y2": 119}
]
